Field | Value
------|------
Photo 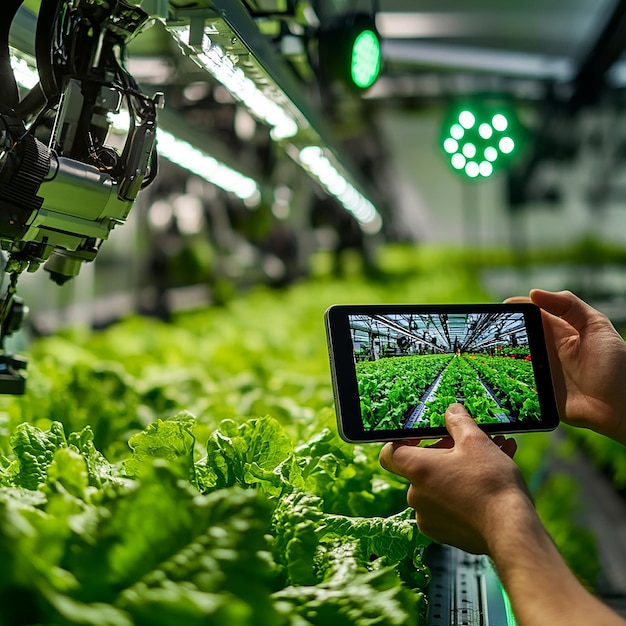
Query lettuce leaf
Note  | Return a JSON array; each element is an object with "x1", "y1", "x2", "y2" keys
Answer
[
  {"x1": 271, "y1": 490, "x2": 429, "y2": 586},
  {"x1": 9, "y1": 421, "x2": 68, "y2": 490},
  {"x1": 114, "y1": 485, "x2": 285, "y2": 626},
  {"x1": 196, "y1": 416, "x2": 295, "y2": 494},
  {"x1": 275, "y1": 565, "x2": 422, "y2": 626},
  {"x1": 123, "y1": 412, "x2": 197, "y2": 484}
]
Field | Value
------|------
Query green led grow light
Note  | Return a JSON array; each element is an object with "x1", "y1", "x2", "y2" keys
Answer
[
  {"x1": 351, "y1": 29, "x2": 381, "y2": 89},
  {"x1": 318, "y1": 13, "x2": 382, "y2": 91},
  {"x1": 441, "y1": 100, "x2": 524, "y2": 180}
]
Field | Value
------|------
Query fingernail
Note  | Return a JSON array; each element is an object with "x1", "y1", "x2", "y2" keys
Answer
[{"x1": 447, "y1": 403, "x2": 467, "y2": 415}]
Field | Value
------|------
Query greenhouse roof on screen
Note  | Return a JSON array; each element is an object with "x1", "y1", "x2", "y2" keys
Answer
[{"x1": 349, "y1": 312, "x2": 528, "y2": 353}]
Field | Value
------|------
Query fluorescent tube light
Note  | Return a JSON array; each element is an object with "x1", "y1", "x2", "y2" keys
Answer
[
  {"x1": 156, "y1": 130, "x2": 259, "y2": 201},
  {"x1": 299, "y1": 146, "x2": 382, "y2": 233},
  {"x1": 169, "y1": 26, "x2": 298, "y2": 140}
]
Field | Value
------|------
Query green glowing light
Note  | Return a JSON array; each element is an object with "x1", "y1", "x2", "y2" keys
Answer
[
  {"x1": 450, "y1": 124, "x2": 465, "y2": 140},
  {"x1": 492, "y1": 113, "x2": 509, "y2": 131},
  {"x1": 451, "y1": 153, "x2": 466, "y2": 169},
  {"x1": 443, "y1": 138, "x2": 458, "y2": 153},
  {"x1": 484, "y1": 146, "x2": 498, "y2": 161},
  {"x1": 479, "y1": 123, "x2": 493, "y2": 139},
  {"x1": 440, "y1": 100, "x2": 523, "y2": 179},
  {"x1": 351, "y1": 30, "x2": 382, "y2": 89},
  {"x1": 462, "y1": 142, "x2": 477, "y2": 158},
  {"x1": 465, "y1": 161, "x2": 480, "y2": 178},
  {"x1": 459, "y1": 110, "x2": 476, "y2": 129},
  {"x1": 501, "y1": 585, "x2": 518, "y2": 626}
]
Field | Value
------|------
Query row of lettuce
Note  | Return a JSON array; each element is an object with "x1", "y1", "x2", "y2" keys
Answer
[
  {"x1": 0, "y1": 246, "x2": 602, "y2": 624},
  {"x1": 357, "y1": 353, "x2": 540, "y2": 431}
]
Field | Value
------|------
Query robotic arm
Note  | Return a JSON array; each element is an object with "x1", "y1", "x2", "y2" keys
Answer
[{"x1": 0, "y1": 0, "x2": 160, "y2": 393}]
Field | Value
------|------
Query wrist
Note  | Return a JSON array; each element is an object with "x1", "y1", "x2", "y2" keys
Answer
[
  {"x1": 483, "y1": 489, "x2": 543, "y2": 562},
  {"x1": 484, "y1": 490, "x2": 583, "y2": 604},
  {"x1": 482, "y1": 489, "x2": 625, "y2": 625}
]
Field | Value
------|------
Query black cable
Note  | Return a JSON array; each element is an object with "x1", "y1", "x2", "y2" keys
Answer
[{"x1": 36, "y1": 0, "x2": 65, "y2": 101}]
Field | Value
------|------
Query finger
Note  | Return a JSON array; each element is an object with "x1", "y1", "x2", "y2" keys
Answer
[
  {"x1": 529, "y1": 289, "x2": 601, "y2": 332},
  {"x1": 444, "y1": 403, "x2": 488, "y2": 443},
  {"x1": 378, "y1": 441, "x2": 396, "y2": 472},
  {"x1": 379, "y1": 439, "x2": 441, "y2": 478},
  {"x1": 501, "y1": 437, "x2": 518, "y2": 459},
  {"x1": 379, "y1": 441, "x2": 415, "y2": 474},
  {"x1": 503, "y1": 296, "x2": 531, "y2": 304}
]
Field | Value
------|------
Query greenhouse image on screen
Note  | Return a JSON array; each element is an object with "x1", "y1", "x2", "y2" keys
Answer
[{"x1": 349, "y1": 311, "x2": 540, "y2": 431}]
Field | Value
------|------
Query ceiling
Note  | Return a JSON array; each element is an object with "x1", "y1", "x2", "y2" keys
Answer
[
  {"x1": 12, "y1": 1, "x2": 626, "y2": 125},
  {"x1": 374, "y1": 0, "x2": 614, "y2": 59},
  {"x1": 368, "y1": 0, "x2": 621, "y2": 102}
]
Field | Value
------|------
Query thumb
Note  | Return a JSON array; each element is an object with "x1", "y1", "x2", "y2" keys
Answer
[
  {"x1": 444, "y1": 403, "x2": 484, "y2": 442},
  {"x1": 529, "y1": 289, "x2": 598, "y2": 332}
]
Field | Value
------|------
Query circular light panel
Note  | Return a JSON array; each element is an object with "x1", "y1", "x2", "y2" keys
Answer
[
  {"x1": 351, "y1": 30, "x2": 382, "y2": 89},
  {"x1": 441, "y1": 102, "x2": 522, "y2": 179}
]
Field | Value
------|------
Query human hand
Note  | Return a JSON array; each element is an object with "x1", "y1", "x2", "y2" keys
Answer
[
  {"x1": 379, "y1": 403, "x2": 534, "y2": 555},
  {"x1": 506, "y1": 289, "x2": 626, "y2": 444}
]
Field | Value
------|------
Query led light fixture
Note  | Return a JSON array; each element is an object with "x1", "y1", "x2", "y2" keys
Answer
[
  {"x1": 299, "y1": 145, "x2": 382, "y2": 233},
  {"x1": 351, "y1": 28, "x2": 382, "y2": 89},
  {"x1": 440, "y1": 100, "x2": 524, "y2": 180},
  {"x1": 159, "y1": 0, "x2": 384, "y2": 233},
  {"x1": 156, "y1": 130, "x2": 259, "y2": 202},
  {"x1": 318, "y1": 13, "x2": 382, "y2": 91},
  {"x1": 164, "y1": 19, "x2": 381, "y2": 232},
  {"x1": 169, "y1": 26, "x2": 298, "y2": 140}
]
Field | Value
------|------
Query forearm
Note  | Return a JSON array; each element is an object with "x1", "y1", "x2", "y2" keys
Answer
[{"x1": 487, "y1": 494, "x2": 625, "y2": 626}]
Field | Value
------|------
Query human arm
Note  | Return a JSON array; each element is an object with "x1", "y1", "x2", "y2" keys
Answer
[
  {"x1": 506, "y1": 289, "x2": 626, "y2": 444},
  {"x1": 379, "y1": 403, "x2": 626, "y2": 626}
]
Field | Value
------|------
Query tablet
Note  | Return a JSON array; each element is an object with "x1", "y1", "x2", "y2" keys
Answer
[{"x1": 325, "y1": 303, "x2": 559, "y2": 442}]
